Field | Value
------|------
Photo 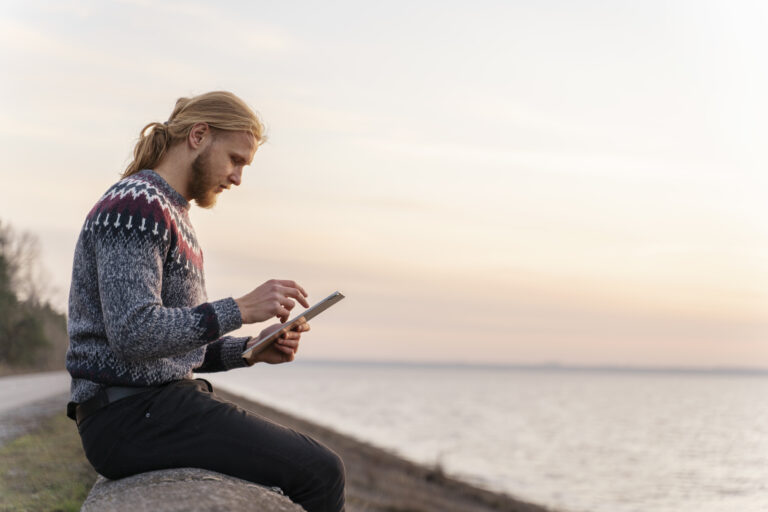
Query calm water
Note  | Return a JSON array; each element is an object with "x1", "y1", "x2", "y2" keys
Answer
[{"x1": 205, "y1": 362, "x2": 768, "y2": 512}]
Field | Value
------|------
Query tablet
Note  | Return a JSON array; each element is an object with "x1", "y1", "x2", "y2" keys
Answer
[{"x1": 241, "y1": 291, "x2": 345, "y2": 358}]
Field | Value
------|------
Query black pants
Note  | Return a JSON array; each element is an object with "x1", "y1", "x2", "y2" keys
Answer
[{"x1": 76, "y1": 379, "x2": 345, "y2": 512}]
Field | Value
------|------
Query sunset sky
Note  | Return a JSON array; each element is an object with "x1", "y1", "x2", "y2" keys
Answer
[{"x1": 1, "y1": 0, "x2": 766, "y2": 367}]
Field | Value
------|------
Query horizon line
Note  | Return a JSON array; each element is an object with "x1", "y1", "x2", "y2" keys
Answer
[{"x1": 294, "y1": 358, "x2": 768, "y2": 376}]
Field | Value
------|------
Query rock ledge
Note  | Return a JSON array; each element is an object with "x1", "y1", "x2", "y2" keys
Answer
[{"x1": 81, "y1": 467, "x2": 305, "y2": 512}]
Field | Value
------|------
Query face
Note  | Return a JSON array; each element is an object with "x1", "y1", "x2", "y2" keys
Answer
[{"x1": 188, "y1": 129, "x2": 257, "y2": 209}]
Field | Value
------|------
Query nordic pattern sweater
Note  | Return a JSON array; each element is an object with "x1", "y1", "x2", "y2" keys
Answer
[{"x1": 66, "y1": 169, "x2": 249, "y2": 403}]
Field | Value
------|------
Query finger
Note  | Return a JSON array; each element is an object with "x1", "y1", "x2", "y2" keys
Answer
[
  {"x1": 277, "y1": 280, "x2": 309, "y2": 298},
  {"x1": 275, "y1": 339, "x2": 299, "y2": 350},
  {"x1": 278, "y1": 297, "x2": 296, "y2": 311},
  {"x1": 278, "y1": 284, "x2": 310, "y2": 308},
  {"x1": 272, "y1": 299, "x2": 290, "y2": 316},
  {"x1": 276, "y1": 343, "x2": 297, "y2": 355},
  {"x1": 279, "y1": 337, "x2": 300, "y2": 354},
  {"x1": 290, "y1": 318, "x2": 308, "y2": 332},
  {"x1": 274, "y1": 302, "x2": 293, "y2": 321},
  {"x1": 278, "y1": 333, "x2": 300, "y2": 344},
  {"x1": 279, "y1": 331, "x2": 298, "y2": 341},
  {"x1": 290, "y1": 323, "x2": 309, "y2": 333}
]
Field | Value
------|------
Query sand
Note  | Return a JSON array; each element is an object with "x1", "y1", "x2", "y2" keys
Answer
[{"x1": 215, "y1": 387, "x2": 556, "y2": 512}]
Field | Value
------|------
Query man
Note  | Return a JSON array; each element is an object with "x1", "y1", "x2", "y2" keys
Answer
[{"x1": 65, "y1": 91, "x2": 345, "y2": 512}]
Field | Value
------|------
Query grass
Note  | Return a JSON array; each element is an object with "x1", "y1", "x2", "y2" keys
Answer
[{"x1": 0, "y1": 413, "x2": 98, "y2": 512}]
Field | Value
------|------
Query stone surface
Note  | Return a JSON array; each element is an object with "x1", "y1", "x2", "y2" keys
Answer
[{"x1": 81, "y1": 467, "x2": 306, "y2": 512}]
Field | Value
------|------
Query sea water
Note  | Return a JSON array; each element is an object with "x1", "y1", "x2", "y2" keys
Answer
[{"x1": 205, "y1": 362, "x2": 768, "y2": 512}]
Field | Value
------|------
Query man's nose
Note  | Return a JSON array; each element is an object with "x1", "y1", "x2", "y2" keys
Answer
[{"x1": 229, "y1": 168, "x2": 242, "y2": 186}]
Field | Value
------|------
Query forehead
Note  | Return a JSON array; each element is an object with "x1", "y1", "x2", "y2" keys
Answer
[{"x1": 214, "y1": 130, "x2": 257, "y2": 160}]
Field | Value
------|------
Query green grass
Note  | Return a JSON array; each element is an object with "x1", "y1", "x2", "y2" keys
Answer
[{"x1": 0, "y1": 413, "x2": 98, "y2": 512}]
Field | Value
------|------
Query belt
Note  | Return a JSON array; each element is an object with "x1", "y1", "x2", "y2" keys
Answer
[{"x1": 68, "y1": 386, "x2": 156, "y2": 426}]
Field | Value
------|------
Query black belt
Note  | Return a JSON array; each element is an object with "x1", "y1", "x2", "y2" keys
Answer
[{"x1": 67, "y1": 386, "x2": 156, "y2": 425}]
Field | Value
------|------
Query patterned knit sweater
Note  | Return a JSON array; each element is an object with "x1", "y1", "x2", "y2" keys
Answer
[{"x1": 66, "y1": 169, "x2": 250, "y2": 403}]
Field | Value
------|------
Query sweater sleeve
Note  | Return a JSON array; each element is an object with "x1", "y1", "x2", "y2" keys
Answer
[
  {"x1": 91, "y1": 202, "x2": 242, "y2": 362},
  {"x1": 195, "y1": 336, "x2": 251, "y2": 373}
]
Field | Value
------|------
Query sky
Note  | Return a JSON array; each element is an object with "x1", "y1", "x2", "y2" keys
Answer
[{"x1": 1, "y1": 0, "x2": 766, "y2": 367}]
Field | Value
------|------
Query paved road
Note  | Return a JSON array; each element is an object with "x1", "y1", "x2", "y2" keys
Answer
[
  {"x1": 0, "y1": 371, "x2": 69, "y2": 414},
  {"x1": 0, "y1": 370, "x2": 70, "y2": 446}
]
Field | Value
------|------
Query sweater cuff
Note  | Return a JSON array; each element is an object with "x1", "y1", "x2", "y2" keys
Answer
[
  {"x1": 211, "y1": 297, "x2": 242, "y2": 336},
  {"x1": 219, "y1": 336, "x2": 251, "y2": 370}
]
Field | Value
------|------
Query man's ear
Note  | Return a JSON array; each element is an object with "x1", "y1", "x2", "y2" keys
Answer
[{"x1": 188, "y1": 122, "x2": 210, "y2": 149}]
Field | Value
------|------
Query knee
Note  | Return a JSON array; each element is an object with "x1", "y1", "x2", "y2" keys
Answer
[
  {"x1": 314, "y1": 444, "x2": 345, "y2": 512},
  {"x1": 318, "y1": 445, "x2": 345, "y2": 489},
  {"x1": 289, "y1": 442, "x2": 346, "y2": 512},
  {"x1": 330, "y1": 450, "x2": 345, "y2": 487}
]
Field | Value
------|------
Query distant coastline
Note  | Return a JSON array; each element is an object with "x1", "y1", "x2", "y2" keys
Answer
[{"x1": 291, "y1": 358, "x2": 768, "y2": 377}]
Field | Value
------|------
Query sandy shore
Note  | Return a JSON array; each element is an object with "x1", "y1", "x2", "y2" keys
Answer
[{"x1": 215, "y1": 387, "x2": 556, "y2": 512}]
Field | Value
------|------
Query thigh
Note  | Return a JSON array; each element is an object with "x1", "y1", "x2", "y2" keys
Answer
[{"x1": 80, "y1": 379, "x2": 338, "y2": 490}]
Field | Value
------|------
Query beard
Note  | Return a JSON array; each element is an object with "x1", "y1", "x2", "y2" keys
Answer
[{"x1": 189, "y1": 147, "x2": 218, "y2": 209}]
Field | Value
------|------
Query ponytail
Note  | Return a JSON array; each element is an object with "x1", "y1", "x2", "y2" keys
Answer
[{"x1": 123, "y1": 122, "x2": 171, "y2": 177}]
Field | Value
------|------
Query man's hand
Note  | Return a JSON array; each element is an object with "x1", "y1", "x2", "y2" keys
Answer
[
  {"x1": 244, "y1": 319, "x2": 310, "y2": 365},
  {"x1": 235, "y1": 279, "x2": 309, "y2": 324}
]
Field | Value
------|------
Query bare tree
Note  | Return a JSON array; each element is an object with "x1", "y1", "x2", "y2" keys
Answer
[
  {"x1": 0, "y1": 220, "x2": 52, "y2": 306},
  {"x1": 0, "y1": 219, "x2": 55, "y2": 367}
]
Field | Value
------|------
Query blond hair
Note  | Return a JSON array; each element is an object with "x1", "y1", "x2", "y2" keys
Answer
[{"x1": 123, "y1": 91, "x2": 266, "y2": 177}]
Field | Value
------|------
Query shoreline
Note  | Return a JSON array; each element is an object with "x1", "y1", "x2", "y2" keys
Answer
[{"x1": 215, "y1": 386, "x2": 556, "y2": 512}]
